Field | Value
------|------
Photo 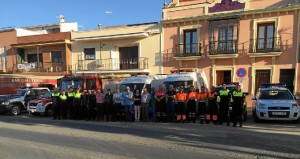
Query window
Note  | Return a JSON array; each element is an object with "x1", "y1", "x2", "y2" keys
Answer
[
  {"x1": 119, "y1": 46, "x2": 138, "y2": 69},
  {"x1": 257, "y1": 23, "x2": 275, "y2": 50},
  {"x1": 84, "y1": 48, "x2": 95, "y2": 60},
  {"x1": 51, "y1": 51, "x2": 62, "y2": 62},
  {"x1": 184, "y1": 29, "x2": 197, "y2": 54},
  {"x1": 218, "y1": 26, "x2": 233, "y2": 53}
]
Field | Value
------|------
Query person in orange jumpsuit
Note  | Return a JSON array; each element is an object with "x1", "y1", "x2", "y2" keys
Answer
[
  {"x1": 187, "y1": 86, "x2": 198, "y2": 123},
  {"x1": 197, "y1": 86, "x2": 208, "y2": 124},
  {"x1": 176, "y1": 87, "x2": 187, "y2": 123}
]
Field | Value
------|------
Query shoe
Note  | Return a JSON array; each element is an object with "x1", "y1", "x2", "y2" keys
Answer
[
  {"x1": 239, "y1": 123, "x2": 243, "y2": 127},
  {"x1": 227, "y1": 123, "x2": 230, "y2": 126}
]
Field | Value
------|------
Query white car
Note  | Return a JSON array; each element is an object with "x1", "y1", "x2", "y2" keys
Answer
[{"x1": 252, "y1": 84, "x2": 300, "y2": 123}]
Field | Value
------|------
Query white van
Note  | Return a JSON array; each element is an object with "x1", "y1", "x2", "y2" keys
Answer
[
  {"x1": 163, "y1": 70, "x2": 208, "y2": 92},
  {"x1": 120, "y1": 75, "x2": 167, "y2": 92}
]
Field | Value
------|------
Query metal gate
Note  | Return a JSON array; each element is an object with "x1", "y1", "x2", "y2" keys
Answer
[{"x1": 255, "y1": 70, "x2": 271, "y2": 93}]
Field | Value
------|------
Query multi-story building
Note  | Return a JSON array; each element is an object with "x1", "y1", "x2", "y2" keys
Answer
[
  {"x1": 71, "y1": 22, "x2": 163, "y2": 77},
  {"x1": 0, "y1": 16, "x2": 77, "y2": 93},
  {"x1": 162, "y1": 0, "x2": 300, "y2": 97}
]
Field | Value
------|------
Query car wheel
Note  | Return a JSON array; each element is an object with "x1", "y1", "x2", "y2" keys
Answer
[
  {"x1": 44, "y1": 105, "x2": 53, "y2": 117},
  {"x1": 10, "y1": 105, "x2": 20, "y2": 116}
]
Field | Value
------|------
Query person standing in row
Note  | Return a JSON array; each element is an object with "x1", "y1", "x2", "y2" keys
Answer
[
  {"x1": 86, "y1": 90, "x2": 97, "y2": 121},
  {"x1": 218, "y1": 84, "x2": 231, "y2": 126},
  {"x1": 52, "y1": 88, "x2": 61, "y2": 120},
  {"x1": 81, "y1": 90, "x2": 88, "y2": 120},
  {"x1": 176, "y1": 87, "x2": 187, "y2": 123},
  {"x1": 122, "y1": 86, "x2": 134, "y2": 122},
  {"x1": 104, "y1": 89, "x2": 113, "y2": 121},
  {"x1": 141, "y1": 87, "x2": 151, "y2": 122},
  {"x1": 59, "y1": 91, "x2": 68, "y2": 120},
  {"x1": 206, "y1": 86, "x2": 218, "y2": 125},
  {"x1": 133, "y1": 89, "x2": 141, "y2": 122},
  {"x1": 112, "y1": 88, "x2": 122, "y2": 121},
  {"x1": 166, "y1": 85, "x2": 176, "y2": 123},
  {"x1": 73, "y1": 89, "x2": 82, "y2": 120},
  {"x1": 96, "y1": 89, "x2": 105, "y2": 121},
  {"x1": 197, "y1": 86, "x2": 208, "y2": 124},
  {"x1": 67, "y1": 87, "x2": 75, "y2": 119},
  {"x1": 150, "y1": 87, "x2": 157, "y2": 122},
  {"x1": 232, "y1": 85, "x2": 245, "y2": 127},
  {"x1": 187, "y1": 86, "x2": 197, "y2": 123},
  {"x1": 155, "y1": 84, "x2": 165, "y2": 122}
]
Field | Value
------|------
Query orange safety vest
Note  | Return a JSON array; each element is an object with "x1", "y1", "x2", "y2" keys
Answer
[
  {"x1": 188, "y1": 92, "x2": 197, "y2": 99},
  {"x1": 197, "y1": 92, "x2": 208, "y2": 100},
  {"x1": 176, "y1": 92, "x2": 187, "y2": 102},
  {"x1": 208, "y1": 92, "x2": 217, "y2": 98}
]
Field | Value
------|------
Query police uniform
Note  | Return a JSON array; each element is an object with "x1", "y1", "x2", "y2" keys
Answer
[
  {"x1": 73, "y1": 91, "x2": 82, "y2": 120},
  {"x1": 52, "y1": 91, "x2": 61, "y2": 120},
  {"x1": 87, "y1": 92, "x2": 96, "y2": 121},
  {"x1": 67, "y1": 91, "x2": 75, "y2": 119},
  {"x1": 232, "y1": 89, "x2": 244, "y2": 127},
  {"x1": 219, "y1": 88, "x2": 231, "y2": 126},
  {"x1": 176, "y1": 91, "x2": 187, "y2": 122},
  {"x1": 59, "y1": 93, "x2": 68, "y2": 119}
]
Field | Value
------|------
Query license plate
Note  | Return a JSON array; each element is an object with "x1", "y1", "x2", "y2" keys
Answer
[{"x1": 272, "y1": 112, "x2": 287, "y2": 115}]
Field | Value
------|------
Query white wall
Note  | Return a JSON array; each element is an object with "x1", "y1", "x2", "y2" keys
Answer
[{"x1": 60, "y1": 22, "x2": 78, "y2": 32}]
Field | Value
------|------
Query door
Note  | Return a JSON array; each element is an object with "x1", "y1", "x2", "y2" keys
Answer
[
  {"x1": 280, "y1": 69, "x2": 295, "y2": 93},
  {"x1": 255, "y1": 70, "x2": 271, "y2": 93},
  {"x1": 119, "y1": 46, "x2": 138, "y2": 69},
  {"x1": 216, "y1": 70, "x2": 231, "y2": 85}
]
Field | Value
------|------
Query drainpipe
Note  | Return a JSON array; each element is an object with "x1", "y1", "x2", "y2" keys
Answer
[{"x1": 294, "y1": 9, "x2": 300, "y2": 95}]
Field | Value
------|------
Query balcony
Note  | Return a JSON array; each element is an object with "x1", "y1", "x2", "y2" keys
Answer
[
  {"x1": 249, "y1": 37, "x2": 282, "y2": 57},
  {"x1": 208, "y1": 40, "x2": 239, "y2": 59},
  {"x1": 76, "y1": 57, "x2": 148, "y2": 71},
  {"x1": 174, "y1": 43, "x2": 202, "y2": 60},
  {"x1": 13, "y1": 62, "x2": 67, "y2": 75}
]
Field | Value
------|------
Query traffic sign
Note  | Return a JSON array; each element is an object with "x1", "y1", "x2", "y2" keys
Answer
[{"x1": 236, "y1": 68, "x2": 247, "y2": 78}]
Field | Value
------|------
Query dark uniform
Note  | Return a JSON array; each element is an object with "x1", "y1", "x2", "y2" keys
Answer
[
  {"x1": 156, "y1": 88, "x2": 166, "y2": 122},
  {"x1": 73, "y1": 90, "x2": 82, "y2": 120},
  {"x1": 87, "y1": 90, "x2": 96, "y2": 121},
  {"x1": 187, "y1": 88, "x2": 197, "y2": 123},
  {"x1": 67, "y1": 90, "x2": 75, "y2": 119},
  {"x1": 51, "y1": 90, "x2": 60, "y2": 120},
  {"x1": 59, "y1": 92, "x2": 68, "y2": 119},
  {"x1": 232, "y1": 87, "x2": 245, "y2": 127},
  {"x1": 176, "y1": 89, "x2": 187, "y2": 122},
  {"x1": 218, "y1": 87, "x2": 231, "y2": 126},
  {"x1": 81, "y1": 90, "x2": 88, "y2": 120},
  {"x1": 104, "y1": 90, "x2": 113, "y2": 121}
]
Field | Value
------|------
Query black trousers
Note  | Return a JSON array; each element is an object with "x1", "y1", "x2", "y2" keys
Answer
[
  {"x1": 232, "y1": 102, "x2": 243, "y2": 125},
  {"x1": 198, "y1": 102, "x2": 206, "y2": 120},
  {"x1": 187, "y1": 100, "x2": 196, "y2": 122},
  {"x1": 219, "y1": 102, "x2": 229, "y2": 124}
]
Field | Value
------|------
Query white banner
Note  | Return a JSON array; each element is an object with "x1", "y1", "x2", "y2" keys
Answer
[{"x1": 17, "y1": 63, "x2": 36, "y2": 69}]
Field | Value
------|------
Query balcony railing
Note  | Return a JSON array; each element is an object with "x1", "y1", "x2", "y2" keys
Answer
[
  {"x1": 174, "y1": 43, "x2": 201, "y2": 57},
  {"x1": 209, "y1": 40, "x2": 238, "y2": 55},
  {"x1": 249, "y1": 37, "x2": 282, "y2": 53},
  {"x1": 76, "y1": 57, "x2": 148, "y2": 71},
  {"x1": 14, "y1": 62, "x2": 66, "y2": 73}
]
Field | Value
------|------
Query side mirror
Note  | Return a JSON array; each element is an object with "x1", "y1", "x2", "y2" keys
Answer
[
  {"x1": 295, "y1": 96, "x2": 300, "y2": 100},
  {"x1": 252, "y1": 96, "x2": 257, "y2": 100}
]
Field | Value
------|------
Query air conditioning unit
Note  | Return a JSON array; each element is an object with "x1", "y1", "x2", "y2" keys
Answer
[{"x1": 56, "y1": 66, "x2": 63, "y2": 72}]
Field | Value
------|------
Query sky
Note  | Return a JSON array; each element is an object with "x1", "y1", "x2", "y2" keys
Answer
[{"x1": 0, "y1": 0, "x2": 167, "y2": 30}]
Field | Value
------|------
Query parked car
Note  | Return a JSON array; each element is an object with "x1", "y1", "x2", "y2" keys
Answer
[
  {"x1": 252, "y1": 83, "x2": 300, "y2": 123},
  {"x1": 0, "y1": 87, "x2": 50, "y2": 115},
  {"x1": 215, "y1": 83, "x2": 248, "y2": 121},
  {"x1": 27, "y1": 91, "x2": 53, "y2": 116}
]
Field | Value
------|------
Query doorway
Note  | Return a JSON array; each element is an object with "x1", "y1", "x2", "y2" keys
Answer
[
  {"x1": 255, "y1": 70, "x2": 271, "y2": 93},
  {"x1": 280, "y1": 69, "x2": 295, "y2": 93},
  {"x1": 216, "y1": 70, "x2": 231, "y2": 85}
]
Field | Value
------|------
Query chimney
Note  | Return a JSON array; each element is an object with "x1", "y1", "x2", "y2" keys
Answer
[{"x1": 59, "y1": 15, "x2": 65, "y2": 23}]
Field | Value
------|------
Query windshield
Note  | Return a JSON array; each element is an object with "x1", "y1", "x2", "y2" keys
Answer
[
  {"x1": 120, "y1": 83, "x2": 147, "y2": 92},
  {"x1": 86, "y1": 78, "x2": 97, "y2": 90},
  {"x1": 258, "y1": 90, "x2": 294, "y2": 100},
  {"x1": 164, "y1": 80, "x2": 193, "y2": 93},
  {"x1": 14, "y1": 89, "x2": 27, "y2": 97},
  {"x1": 61, "y1": 80, "x2": 83, "y2": 92}
]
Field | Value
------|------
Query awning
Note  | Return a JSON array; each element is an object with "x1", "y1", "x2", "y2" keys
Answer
[{"x1": 74, "y1": 32, "x2": 149, "y2": 41}]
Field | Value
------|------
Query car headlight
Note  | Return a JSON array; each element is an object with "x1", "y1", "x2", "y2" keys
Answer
[
  {"x1": 292, "y1": 104, "x2": 298, "y2": 110},
  {"x1": 1, "y1": 101, "x2": 10, "y2": 105},
  {"x1": 258, "y1": 103, "x2": 266, "y2": 109}
]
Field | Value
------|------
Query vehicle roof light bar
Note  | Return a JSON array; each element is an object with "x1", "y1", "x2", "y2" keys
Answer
[{"x1": 259, "y1": 83, "x2": 286, "y2": 88}]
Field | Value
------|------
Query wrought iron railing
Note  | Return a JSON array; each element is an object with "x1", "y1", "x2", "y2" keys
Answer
[
  {"x1": 14, "y1": 62, "x2": 66, "y2": 73},
  {"x1": 249, "y1": 37, "x2": 282, "y2": 53},
  {"x1": 174, "y1": 43, "x2": 201, "y2": 57},
  {"x1": 75, "y1": 57, "x2": 148, "y2": 71},
  {"x1": 209, "y1": 39, "x2": 238, "y2": 55}
]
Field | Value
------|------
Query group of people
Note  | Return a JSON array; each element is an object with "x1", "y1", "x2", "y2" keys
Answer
[{"x1": 50, "y1": 83, "x2": 246, "y2": 127}]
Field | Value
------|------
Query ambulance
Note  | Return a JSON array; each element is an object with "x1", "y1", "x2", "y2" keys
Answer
[{"x1": 163, "y1": 69, "x2": 208, "y2": 93}]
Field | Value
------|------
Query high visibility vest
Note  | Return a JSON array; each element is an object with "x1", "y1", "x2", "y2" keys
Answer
[
  {"x1": 60, "y1": 95, "x2": 67, "y2": 100},
  {"x1": 68, "y1": 92, "x2": 74, "y2": 97},
  {"x1": 233, "y1": 90, "x2": 243, "y2": 97},
  {"x1": 188, "y1": 92, "x2": 197, "y2": 99},
  {"x1": 219, "y1": 89, "x2": 230, "y2": 96},
  {"x1": 52, "y1": 92, "x2": 60, "y2": 97},
  {"x1": 74, "y1": 92, "x2": 81, "y2": 99},
  {"x1": 176, "y1": 93, "x2": 187, "y2": 102}
]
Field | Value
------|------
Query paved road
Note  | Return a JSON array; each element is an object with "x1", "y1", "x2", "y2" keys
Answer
[{"x1": 0, "y1": 115, "x2": 299, "y2": 159}]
